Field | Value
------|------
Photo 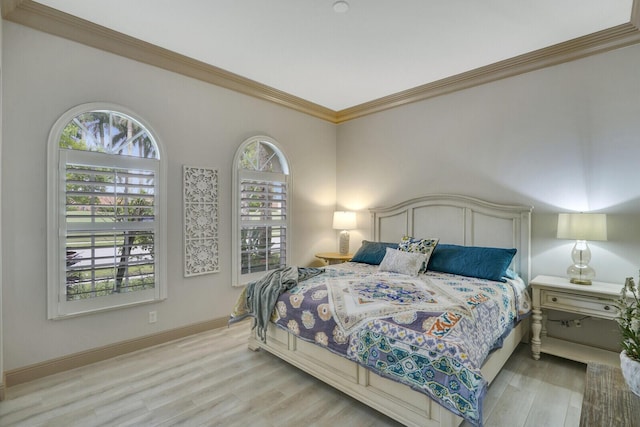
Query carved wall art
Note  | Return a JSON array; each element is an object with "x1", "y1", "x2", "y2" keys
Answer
[{"x1": 183, "y1": 166, "x2": 219, "y2": 276}]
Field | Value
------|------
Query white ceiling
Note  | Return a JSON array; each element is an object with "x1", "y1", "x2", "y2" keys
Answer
[{"x1": 34, "y1": 0, "x2": 633, "y2": 111}]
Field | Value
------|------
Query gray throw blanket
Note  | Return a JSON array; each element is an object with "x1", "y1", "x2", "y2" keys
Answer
[{"x1": 229, "y1": 266, "x2": 324, "y2": 341}]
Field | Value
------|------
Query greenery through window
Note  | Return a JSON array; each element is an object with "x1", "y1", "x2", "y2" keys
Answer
[
  {"x1": 234, "y1": 137, "x2": 290, "y2": 285},
  {"x1": 48, "y1": 105, "x2": 165, "y2": 318}
]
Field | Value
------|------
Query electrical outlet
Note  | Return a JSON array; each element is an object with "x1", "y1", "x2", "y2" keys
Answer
[{"x1": 149, "y1": 311, "x2": 157, "y2": 323}]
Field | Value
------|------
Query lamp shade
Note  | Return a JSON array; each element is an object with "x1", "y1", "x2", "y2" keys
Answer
[
  {"x1": 557, "y1": 213, "x2": 607, "y2": 241},
  {"x1": 332, "y1": 211, "x2": 356, "y2": 230}
]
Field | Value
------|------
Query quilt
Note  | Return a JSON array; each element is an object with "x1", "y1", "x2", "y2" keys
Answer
[{"x1": 272, "y1": 262, "x2": 531, "y2": 426}]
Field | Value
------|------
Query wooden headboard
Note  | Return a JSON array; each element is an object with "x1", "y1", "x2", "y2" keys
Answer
[{"x1": 370, "y1": 194, "x2": 533, "y2": 283}]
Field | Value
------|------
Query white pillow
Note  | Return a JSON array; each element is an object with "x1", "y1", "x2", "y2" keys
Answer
[{"x1": 378, "y1": 247, "x2": 427, "y2": 276}]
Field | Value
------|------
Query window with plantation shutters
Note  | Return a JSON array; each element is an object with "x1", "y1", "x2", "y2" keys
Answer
[
  {"x1": 233, "y1": 136, "x2": 291, "y2": 286},
  {"x1": 47, "y1": 104, "x2": 167, "y2": 318}
]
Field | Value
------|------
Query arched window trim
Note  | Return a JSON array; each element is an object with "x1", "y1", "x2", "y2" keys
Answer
[
  {"x1": 232, "y1": 135, "x2": 292, "y2": 287},
  {"x1": 47, "y1": 102, "x2": 167, "y2": 319}
]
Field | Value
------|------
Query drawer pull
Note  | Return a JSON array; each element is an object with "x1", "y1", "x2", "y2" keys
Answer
[
  {"x1": 551, "y1": 297, "x2": 558, "y2": 302},
  {"x1": 604, "y1": 305, "x2": 610, "y2": 311}
]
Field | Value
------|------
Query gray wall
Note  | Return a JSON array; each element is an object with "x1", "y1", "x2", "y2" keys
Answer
[
  {"x1": 4, "y1": 19, "x2": 640, "y2": 371},
  {"x1": 337, "y1": 44, "x2": 640, "y2": 351},
  {"x1": 337, "y1": 44, "x2": 640, "y2": 285},
  {"x1": 1, "y1": 22, "x2": 337, "y2": 370}
]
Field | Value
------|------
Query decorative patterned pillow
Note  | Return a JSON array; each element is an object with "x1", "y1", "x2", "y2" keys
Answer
[
  {"x1": 378, "y1": 247, "x2": 427, "y2": 277},
  {"x1": 398, "y1": 236, "x2": 439, "y2": 272}
]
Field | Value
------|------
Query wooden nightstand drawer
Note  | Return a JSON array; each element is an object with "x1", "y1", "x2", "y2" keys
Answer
[{"x1": 541, "y1": 289, "x2": 619, "y2": 319}]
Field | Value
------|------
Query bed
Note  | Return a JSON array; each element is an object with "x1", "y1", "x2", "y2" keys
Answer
[{"x1": 243, "y1": 194, "x2": 533, "y2": 427}]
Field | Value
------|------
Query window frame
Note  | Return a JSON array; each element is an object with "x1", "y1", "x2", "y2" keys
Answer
[
  {"x1": 47, "y1": 103, "x2": 167, "y2": 319},
  {"x1": 232, "y1": 136, "x2": 292, "y2": 287}
]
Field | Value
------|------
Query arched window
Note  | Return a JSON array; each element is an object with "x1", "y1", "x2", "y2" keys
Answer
[
  {"x1": 232, "y1": 136, "x2": 291, "y2": 286},
  {"x1": 47, "y1": 103, "x2": 166, "y2": 318}
]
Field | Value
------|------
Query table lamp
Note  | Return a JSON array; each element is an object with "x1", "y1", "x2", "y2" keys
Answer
[
  {"x1": 333, "y1": 211, "x2": 356, "y2": 255},
  {"x1": 556, "y1": 213, "x2": 607, "y2": 285}
]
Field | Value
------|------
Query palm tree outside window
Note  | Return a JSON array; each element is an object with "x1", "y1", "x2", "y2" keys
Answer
[{"x1": 47, "y1": 103, "x2": 167, "y2": 318}]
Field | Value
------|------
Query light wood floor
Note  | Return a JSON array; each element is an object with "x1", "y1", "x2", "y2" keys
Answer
[{"x1": 0, "y1": 322, "x2": 585, "y2": 427}]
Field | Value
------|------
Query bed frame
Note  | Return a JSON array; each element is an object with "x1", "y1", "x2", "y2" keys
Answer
[{"x1": 248, "y1": 194, "x2": 533, "y2": 427}]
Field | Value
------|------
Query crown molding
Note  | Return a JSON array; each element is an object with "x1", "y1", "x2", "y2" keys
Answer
[
  {"x1": 2, "y1": 0, "x2": 336, "y2": 122},
  {"x1": 632, "y1": 0, "x2": 640, "y2": 28},
  {"x1": 3, "y1": 0, "x2": 640, "y2": 124},
  {"x1": 336, "y1": 21, "x2": 640, "y2": 123},
  {"x1": 0, "y1": 0, "x2": 22, "y2": 17}
]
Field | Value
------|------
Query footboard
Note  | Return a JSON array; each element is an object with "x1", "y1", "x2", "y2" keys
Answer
[{"x1": 248, "y1": 319, "x2": 529, "y2": 427}]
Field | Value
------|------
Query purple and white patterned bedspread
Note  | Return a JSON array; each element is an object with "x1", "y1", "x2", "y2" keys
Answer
[{"x1": 272, "y1": 262, "x2": 531, "y2": 426}]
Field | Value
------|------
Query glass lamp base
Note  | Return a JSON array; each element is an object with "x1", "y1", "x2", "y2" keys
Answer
[
  {"x1": 567, "y1": 240, "x2": 595, "y2": 285},
  {"x1": 567, "y1": 264, "x2": 595, "y2": 285},
  {"x1": 569, "y1": 277, "x2": 593, "y2": 285}
]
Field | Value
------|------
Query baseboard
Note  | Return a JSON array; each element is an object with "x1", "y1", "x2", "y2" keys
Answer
[
  {"x1": 4, "y1": 317, "x2": 229, "y2": 388},
  {"x1": 0, "y1": 372, "x2": 6, "y2": 401}
]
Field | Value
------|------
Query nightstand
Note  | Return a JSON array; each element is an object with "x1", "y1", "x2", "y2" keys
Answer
[
  {"x1": 530, "y1": 275, "x2": 623, "y2": 366},
  {"x1": 315, "y1": 252, "x2": 353, "y2": 265}
]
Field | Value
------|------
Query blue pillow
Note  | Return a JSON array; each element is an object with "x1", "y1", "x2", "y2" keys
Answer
[
  {"x1": 351, "y1": 240, "x2": 399, "y2": 265},
  {"x1": 427, "y1": 244, "x2": 517, "y2": 282}
]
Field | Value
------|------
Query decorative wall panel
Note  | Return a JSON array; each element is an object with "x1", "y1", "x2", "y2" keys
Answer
[{"x1": 183, "y1": 166, "x2": 219, "y2": 276}]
